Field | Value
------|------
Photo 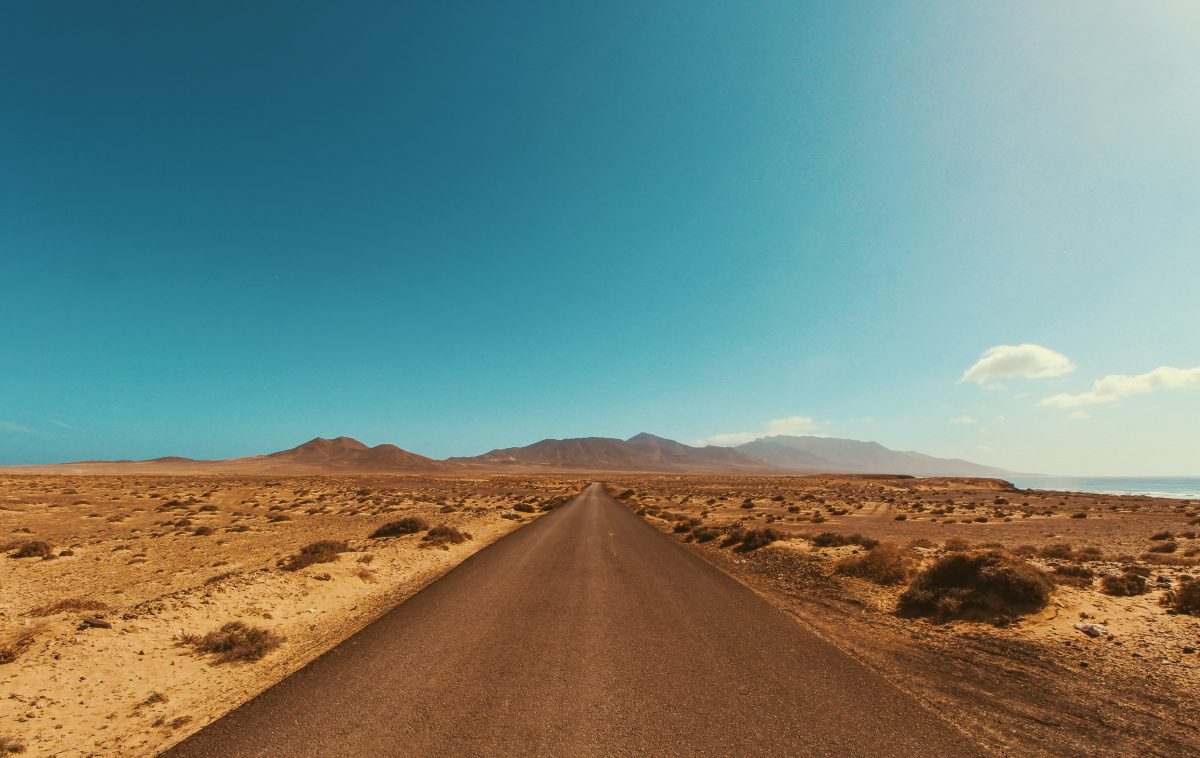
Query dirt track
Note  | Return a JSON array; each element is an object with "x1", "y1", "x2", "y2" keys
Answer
[{"x1": 164, "y1": 483, "x2": 982, "y2": 757}]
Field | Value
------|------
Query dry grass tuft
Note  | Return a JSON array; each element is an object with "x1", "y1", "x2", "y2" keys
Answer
[
  {"x1": 178, "y1": 621, "x2": 283, "y2": 664},
  {"x1": 279, "y1": 540, "x2": 349, "y2": 571},
  {"x1": 10, "y1": 541, "x2": 53, "y2": 559},
  {"x1": 1163, "y1": 578, "x2": 1200, "y2": 615},
  {"x1": 837, "y1": 543, "x2": 914, "y2": 585},
  {"x1": 28, "y1": 598, "x2": 109, "y2": 617},
  {"x1": 421, "y1": 525, "x2": 471, "y2": 549},
  {"x1": 0, "y1": 735, "x2": 26, "y2": 754}
]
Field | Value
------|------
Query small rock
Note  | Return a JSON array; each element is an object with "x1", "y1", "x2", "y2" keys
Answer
[
  {"x1": 1183, "y1": 646, "x2": 1196, "y2": 654},
  {"x1": 79, "y1": 617, "x2": 112, "y2": 630},
  {"x1": 1074, "y1": 623, "x2": 1108, "y2": 638}
]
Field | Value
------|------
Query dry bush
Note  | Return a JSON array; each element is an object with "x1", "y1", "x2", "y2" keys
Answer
[
  {"x1": 370, "y1": 517, "x2": 429, "y2": 538},
  {"x1": 1100, "y1": 569, "x2": 1150, "y2": 596},
  {"x1": 1150, "y1": 530, "x2": 1173, "y2": 540},
  {"x1": 1163, "y1": 578, "x2": 1200, "y2": 615},
  {"x1": 898, "y1": 550, "x2": 1053, "y2": 622},
  {"x1": 1052, "y1": 564, "x2": 1095, "y2": 587},
  {"x1": 279, "y1": 540, "x2": 349, "y2": 571},
  {"x1": 422, "y1": 525, "x2": 471, "y2": 549},
  {"x1": 28, "y1": 598, "x2": 108, "y2": 617},
  {"x1": 836, "y1": 543, "x2": 914, "y2": 585},
  {"x1": 735, "y1": 528, "x2": 784, "y2": 552},
  {"x1": 689, "y1": 525, "x2": 723, "y2": 543},
  {"x1": 10, "y1": 541, "x2": 52, "y2": 559},
  {"x1": 179, "y1": 621, "x2": 283, "y2": 664},
  {"x1": 513, "y1": 502, "x2": 536, "y2": 513},
  {"x1": 0, "y1": 735, "x2": 26, "y2": 754},
  {"x1": 192, "y1": 525, "x2": 215, "y2": 536},
  {"x1": 1038, "y1": 543, "x2": 1075, "y2": 560},
  {"x1": 809, "y1": 532, "x2": 878, "y2": 549},
  {"x1": 943, "y1": 537, "x2": 972, "y2": 552},
  {"x1": 1147, "y1": 541, "x2": 1178, "y2": 554},
  {"x1": 204, "y1": 571, "x2": 239, "y2": 586}
]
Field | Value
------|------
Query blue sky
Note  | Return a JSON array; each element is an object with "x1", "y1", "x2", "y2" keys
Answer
[{"x1": 2, "y1": 1, "x2": 1197, "y2": 475}]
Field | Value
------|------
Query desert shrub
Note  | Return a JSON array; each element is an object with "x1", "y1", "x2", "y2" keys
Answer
[
  {"x1": 943, "y1": 538, "x2": 972, "y2": 552},
  {"x1": 898, "y1": 550, "x2": 1053, "y2": 622},
  {"x1": 719, "y1": 527, "x2": 746, "y2": 548},
  {"x1": 513, "y1": 502, "x2": 536, "y2": 513},
  {"x1": 690, "y1": 525, "x2": 722, "y2": 543},
  {"x1": 192, "y1": 526, "x2": 215, "y2": 536},
  {"x1": 422, "y1": 525, "x2": 471, "y2": 549},
  {"x1": 734, "y1": 528, "x2": 784, "y2": 551},
  {"x1": 1148, "y1": 541, "x2": 1178, "y2": 554},
  {"x1": 205, "y1": 571, "x2": 239, "y2": 586},
  {"x1": 1100, "y1": 570, "x2": 1150, "y2": 596},
  {"x1": 28, "y1": 598, "x2": 108, "y2": 616},
  {"x1": 279, "y1": 540, "x2": 348, "y2": 571},
  {"x1": 894, "y1": 514, "x2": 907, "y2": 521},
  {"x1": 1052, "y1": 564, "x2": 1095, "y2": 587},
  {"x1": 1038, "y1": 543, "x2": 1075, "y2": 560},
  {"x1": 809, "y1": 532, "x2": 878, "y2": 549},
  {"x1": 1163, "y1": 578, "x2": 1200, "y2": 615},
  {"x1": 0, "y1": 735, "x2": 26, "y2": 754},
  {"x1": 10, "y1": 541, "x2": 52, "y2": 559},
  {"x1": 672, "y1": 521, "x2": 692, "y2": 533},
  {"x1": 179, "y1": 621, "x2": 283, "y2": 664},
  {"x1": 1150, "y1": 530, "x2": 1173, "y2": 541},
  {"x1": 370, "y1": 517, "x2": 429, "y2": 538},
  {"x1": 836, "y1": 543, "x2": 914, "y2": 585},
  {"x1": 1070, "y1": 512, "x2": 1088, "y2": 519}
]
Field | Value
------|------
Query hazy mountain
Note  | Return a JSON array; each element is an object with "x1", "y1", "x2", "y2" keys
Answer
[
  {"x1": 735, "y1": 435, "x2": 1016, "y2": 477},
  {"x1": 10, "y1": 433, "x2": 1014, "y2": 478},
  {"x1": 451, "y1": 433, "x2": 774, "y2": 473}
]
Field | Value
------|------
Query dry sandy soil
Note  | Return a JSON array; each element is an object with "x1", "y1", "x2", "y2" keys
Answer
[
  {"x1": 4, "y1": 472, "x2": 1199, "y2": 756},
  {"x1": 611, "y1": 474, "x2": 1200, "y2": 755},
  {"x1": 0, "y1": 474, "x2": 583, "y2": 756}
]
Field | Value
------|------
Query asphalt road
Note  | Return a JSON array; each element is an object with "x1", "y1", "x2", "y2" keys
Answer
[{"x1": 164, "y1": 483, "x2": 982, "y2": 757}]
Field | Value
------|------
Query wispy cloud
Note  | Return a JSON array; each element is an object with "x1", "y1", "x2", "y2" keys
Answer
[
  {"x1": 1041, "y1": 365, "x2": 1200, "y2": 409},
  {"x1": 695, "y1": 415, "x2": 824, "y2": 447},
  {"x1": 0, "y1": 420, "x2": 34, "y2": 433},
  {"x1": 948, "y1": 415, "x2": 977, "y2": 425},
  {"x1": 961, "y1": 344, "x2": 1074, "y2": 386}
]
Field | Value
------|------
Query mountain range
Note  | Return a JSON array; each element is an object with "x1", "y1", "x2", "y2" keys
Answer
[{"x1": 14, "y1": 433, "x2": 1017, "y2": 478}]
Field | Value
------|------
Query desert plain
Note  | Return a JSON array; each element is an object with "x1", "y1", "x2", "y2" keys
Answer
[{"x1": 1, "y1": 472, "x2": 1198, "y2": 756}]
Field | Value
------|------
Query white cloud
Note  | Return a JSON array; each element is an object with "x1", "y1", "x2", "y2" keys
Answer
[
  {"x1": 696, "y1": 415, "x2": 823, "y2": 447},
  {"x1": 948, "y1": 415, "x2": 977, "y2": 425},
  {"x1": 1040, "y1": 365, "x2": 1200, "y2": 409},
  {"x1": 1069, "y1": 411, "x2": 1091, "y2": 420},
  {"x1": 0, "y1": 420, "x2": 33, "y2": 433},
  {"x1": 961, "y1": 344, "x2": 1074, "y2": 385}
]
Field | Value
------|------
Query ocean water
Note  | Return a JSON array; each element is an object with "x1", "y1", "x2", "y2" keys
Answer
[{"x1": 1010, "y1": 476, "x2": 1200, "y2": 500}]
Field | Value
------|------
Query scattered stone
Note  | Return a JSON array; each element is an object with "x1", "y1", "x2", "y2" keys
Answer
[
  {"x1": 1073, "y1": 623, "x2": 1108, "y2": 638},
  {"x1": 79, "y1": 617, "x2": 112, "y2": 630},
  {"x1": 1183, "y1": 645, "x2": 1196, "y2": 654}
]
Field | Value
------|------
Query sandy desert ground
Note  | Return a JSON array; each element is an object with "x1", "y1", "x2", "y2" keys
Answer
[
  {"x1": 611, "y1": 474, "x2": 1200, "y2": 755},
  {"x1": 3, "y1": 473, "x2": 1199, "y2": 756},
  {"x1": 0, "y1": 474, "x2": 582, "y2": 756}
]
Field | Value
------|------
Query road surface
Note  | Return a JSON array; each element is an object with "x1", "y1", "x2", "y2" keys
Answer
[{"x1": 165, "y1": 482, "x2": 981, "y2": 757}]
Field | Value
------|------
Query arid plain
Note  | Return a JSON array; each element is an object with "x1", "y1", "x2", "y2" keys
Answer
[{"x1": 2, "y1": 471, "x2": 1199, "y2": 755}]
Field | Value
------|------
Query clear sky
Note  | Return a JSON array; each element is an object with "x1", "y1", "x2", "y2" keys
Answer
[{"x1": 2, "y1": 1, "x2": 1197, "y2": 475}]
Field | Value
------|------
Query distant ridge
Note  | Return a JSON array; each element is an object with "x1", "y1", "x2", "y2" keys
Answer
[
  {"x1": 6, "y1": 433, "x2": 1017, "y2": 478},
  {"x1": 450, "y1": 433, "x2": 774, "y2": 473},
  {"x1": 734, "y1": 435, "x2": 1016, "y2": 478}
]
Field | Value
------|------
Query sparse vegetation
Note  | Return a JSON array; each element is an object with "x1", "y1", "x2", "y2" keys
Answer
[
  {"x1": 370, "y1": 517, "x2": 429, "y2": 538},
  {"x1": 279, "y1": 540, "x2": 349, "y2": 571},
  {"x1": 28, "y1": 598, "x2": 109, "y2": 616},
  {"x1": 10, "y1": 540, "x2": 52, "y2": 559},
  {"x1": 1163, "y1": 578, "x2": 1200, "y2": 615},
  {"x1": 422, "y1": 525, "x2": 471, "y2": 549},
  {"x1": 836, "y1": 543, "x2": 914, "y2": 585},
  {"x1": 179, "y1": 621, "x2": 283, "y2": 664},
  {"x1": 899, "y1": 550, "x2": 1053, "y2": 622},
  {"x1": 0, "y1": 735, "x2": 26, "y2": 754}
]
